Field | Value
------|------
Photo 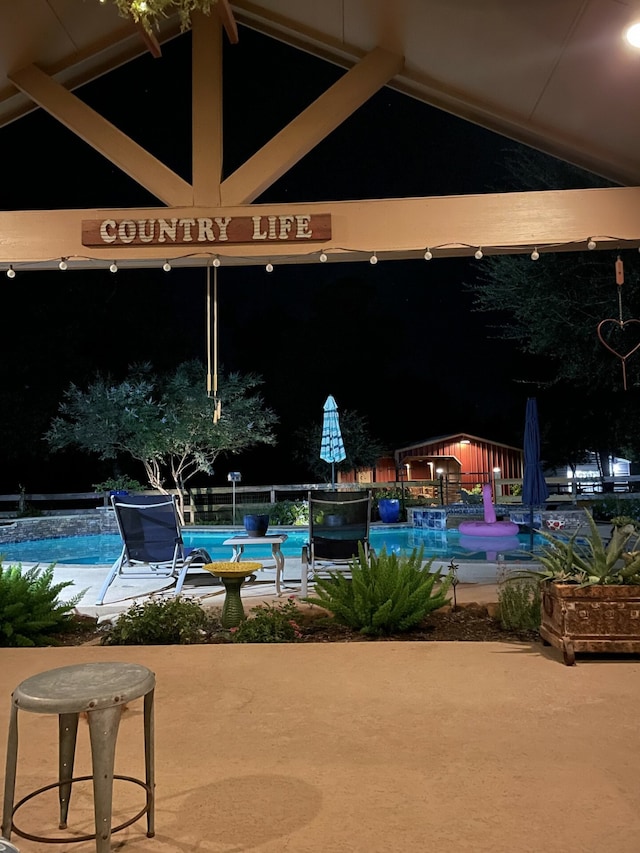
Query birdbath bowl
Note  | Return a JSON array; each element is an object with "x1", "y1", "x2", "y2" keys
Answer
[{"x1": 203, "y1": 561, "x2": 262, "y2": 628}]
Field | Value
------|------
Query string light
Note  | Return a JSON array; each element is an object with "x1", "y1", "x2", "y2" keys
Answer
[
  {"x1": 265, "y1": 262, "x2": 274, "y2": 273},
  {"x1": 162, "y1": 260, "x2": 172, "y2": 272},
  {"x1": 109, "y1": 261, "x2": 118, "y2": 273},
  {"x1": 531, "y1": 248, "x2": 540, "y2": 261},
  {"x1": 58, "y1": 258, "x2": 68, "y2": 271},
  {"x1": 212, "y1": 256, "x2": 221, "y2": 268},
  {"x1": 587, "y1": 238, "x2": 597, "y2": 250},
  {"x1": 369, "y1": 252, "x2": 378, "y2": 265},
  {"x1": 424, "y1": 249, "x2": 433, "y2": 261},
  {"x1": 6, "y1": 265, "x2": 15, "y2": 279},
  {"x1": 474, "y1": 248, "x2": 484, "y2": 260},
  {"x1": 319, "y1": 252, "x2": 328, "y2": 263}
]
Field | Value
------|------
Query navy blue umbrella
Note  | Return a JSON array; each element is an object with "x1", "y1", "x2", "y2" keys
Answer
[{"x1": 522, "y1": 397, "x2": 549, "y2": 525}]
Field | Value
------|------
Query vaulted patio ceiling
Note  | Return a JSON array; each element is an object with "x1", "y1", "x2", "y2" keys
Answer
[{"x1": 1, "y1": 0, "x2": 640, "y2": 271}]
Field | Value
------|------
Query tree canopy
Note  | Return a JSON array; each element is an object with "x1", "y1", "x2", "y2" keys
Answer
[
  {"x1": 45, "y1": 361, "x2": 278, "y2": 518},
  {"x1": 292, "y1": 409, "x2": 385, "y2": 482}
]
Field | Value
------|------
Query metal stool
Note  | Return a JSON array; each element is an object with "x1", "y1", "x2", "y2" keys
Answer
[{"x1": 2, "y1": 662, "x2": 155, "y2": 853}]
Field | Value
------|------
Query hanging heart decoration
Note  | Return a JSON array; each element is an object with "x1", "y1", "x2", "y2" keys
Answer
[
  {"x1": 597, "y1": 318, "x2": 640, "y2": 390},
  {"x1": 597, "y1": 318, "x2": 640, "y2": 362}
]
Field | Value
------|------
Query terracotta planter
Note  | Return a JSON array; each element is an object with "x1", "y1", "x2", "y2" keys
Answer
[{"x1": 540, "y1": 582, "x2": 640, "y2": 665}]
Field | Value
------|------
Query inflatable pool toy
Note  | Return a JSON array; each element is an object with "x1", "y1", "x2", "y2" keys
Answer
[
  {"x1": 458, "y1": 483, "x2": 519, "y2": 537},
  {"x1": 458, "y1": 534, "x2": 521, "y2": 554}
]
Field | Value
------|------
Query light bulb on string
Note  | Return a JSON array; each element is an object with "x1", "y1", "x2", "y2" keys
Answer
[
  {"x1": 474, "y1": 248, "x2": 484, "y2": 260},
  {"x1": 162, "y1": 261, "x2": 172, "y2": 272},
  {"x1": 319, "y1": 252, "x2": 328, "y2": 263},
  {"x1": 58, "y1": 258, "x2": 68, "y2": 271},
  {"x1": 266, "y1": 262, "x2": 274, "y2": 273},
  {"x1": 370, "y1": 252, "x2": 378, "y2": 265},
  {"x1": 6, "y1": 265, "x2": 15, "y2": 279},
  {"x1": 424, "y1": 248, "x2": 433, "y2": 261},
  {"x1": 531, "y1": 248, "x2": 540, "y2": 261},
  {"x1": 587, "y1": 239, "x2": 597, "y2": 250},
  {"x1": 212, "y1": 256, "x2": 221, "y2": 268},
  {"x1": 109, "y1": 261, "x2": 118, "y2": 273}
]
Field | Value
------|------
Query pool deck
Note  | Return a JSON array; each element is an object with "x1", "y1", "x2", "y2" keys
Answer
[{"x1": 41, "y1": 556, "x2": 506, "y2": 622}]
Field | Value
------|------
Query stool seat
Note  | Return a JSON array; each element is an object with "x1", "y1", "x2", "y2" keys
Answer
[
  {"x1": 2, "y1": 661, "x2": 155, "y2": 853},
  {"x1": 13, "y1": 662, "x2": 156, "y2": 715}
]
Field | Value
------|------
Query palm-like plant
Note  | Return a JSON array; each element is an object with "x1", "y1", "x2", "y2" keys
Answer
[{"x1": 522, "y1": 511, "x2": 640, "y2": 586}]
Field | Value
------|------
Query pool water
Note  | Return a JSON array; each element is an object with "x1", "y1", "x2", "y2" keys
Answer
[{"x1": 0, "y1": 525, "x2": 544, "y2": 565}]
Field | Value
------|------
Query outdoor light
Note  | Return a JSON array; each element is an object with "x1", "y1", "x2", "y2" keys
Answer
[
  {"x1": 587, "y1": 238, "x2": 597, "y2": 250},
  {"x1": 424, "y1": 248, "x2": 433, "y2": 261},
  {"x1": 530, "y1": 248, "x2": 540, "y2": 261},
  {"x1": 109, "y1": 261, "x2": 118, "y2": 273},
  {"x1": 58, "y1": 258, "x2": 68, "y2": 270},
  {"x1": 6, "y1": 265, "x2": 15, "y2": 279},
  {"x1": 474, "y1": 248, "x2": 484, "y2": 260},
  {"x1": 162, "y1": 260, "x2": 171, "y2": 272},
  {"x1": 265, "y1": 262, "x2": 274, "y2": 273},
  {"x1": 626, "y1": 22, "x2": 640, "y2": 47},
  {"x1": 319, "y1": 252, "x2": 328, "y2": 263},
  {"x1": 370, "y1": 252, "x2": 378, "y2": 265},
  {"x1": 212, "y1": 256, "x2": 221, "y2": 268}
]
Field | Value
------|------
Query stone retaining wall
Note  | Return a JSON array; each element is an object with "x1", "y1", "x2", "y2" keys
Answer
[{"x1": 0, "y1": 511, "x2": 118, "y2": 544}]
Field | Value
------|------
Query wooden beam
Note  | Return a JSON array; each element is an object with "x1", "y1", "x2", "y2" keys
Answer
[
  {"x1": 136, "y1": 23, "x2": 162, "y2": 58},
  {"x1": 8, "y1": 64, "x2": 193, "y2": 207},
  {"x1": 221, "y1": 47, "x2": 405, "y2": 205},
  {"x1": 216, "y1": 0, "x2": 239, "y2": 44},
  {"x1": 1, "y1": 186, "x2": 640, "y2": 269},
  {"x1": 192, "y1": 12, "x2": 223, "y2": 206}
]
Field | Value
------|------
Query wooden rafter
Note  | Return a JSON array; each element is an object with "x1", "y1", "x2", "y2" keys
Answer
[
  {"x1": 221, "y1": 47, "x2": 405, "y2": 205},
  {"x1": 8, "y1": 63, "x2": 193, "y2": 207}
]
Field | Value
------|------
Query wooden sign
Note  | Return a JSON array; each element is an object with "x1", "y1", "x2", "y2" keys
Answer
[{"x1": 82, "y1": 213, "x2": 331, "y2": 247}]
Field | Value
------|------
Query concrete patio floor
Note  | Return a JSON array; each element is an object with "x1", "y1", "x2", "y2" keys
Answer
[
  {"x1": 1, "y1": 561, "x2": 640, "y2": 851},
  {"x1": 2, "y1": 638, "x2": 640, "y2": 853}
]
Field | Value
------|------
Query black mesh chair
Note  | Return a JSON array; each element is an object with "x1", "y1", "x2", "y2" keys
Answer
[
  {"x1": 95, "y1": 494, "x2": 211, "y2": 605},
  {"x1": 301, "y1": 490, "x2": 374, "y2": 595}
]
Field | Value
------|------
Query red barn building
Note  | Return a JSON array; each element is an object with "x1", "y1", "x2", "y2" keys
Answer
[{"x1": 395, "y1": 433, "x2": 523, "y2": 491}]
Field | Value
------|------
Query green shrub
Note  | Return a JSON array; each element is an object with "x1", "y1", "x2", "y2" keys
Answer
[
  {"x1": 230, "y1": 598, "x2": 302, "y2": 643},
  {"x1": 0, "y1": 562, "x2": 82, "y2": 647},
  {"x1": 101, "y1": 596, "x2": 223, "y2": 645},
  {"x1": 92, "y1": 475, "x2": 145, "y2": 493},
  {"x1": 591, "y1": 497, "x2": 640, "y2": 523},
  {"x1": 268, "y1": 500, "x2": 309, "y2": 526},
  {"x1": 305, "y1": 545, "x2": 452, "y2": 636},
  {"x1": 498, "y1": 576, "x2": 541, "y2": 631}
]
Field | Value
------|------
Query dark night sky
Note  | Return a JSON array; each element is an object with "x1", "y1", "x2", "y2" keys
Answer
[{"x1": 0, "y1": 24, "x2": 555, "y2": 491}]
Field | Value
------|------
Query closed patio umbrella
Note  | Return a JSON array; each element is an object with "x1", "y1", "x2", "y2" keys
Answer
[
  {"x1": 522, "y1": 397, "x2": 549, "y2": 530},
  {"x1": 320, "y1": 394, "x2": 346, "y2": 488}
]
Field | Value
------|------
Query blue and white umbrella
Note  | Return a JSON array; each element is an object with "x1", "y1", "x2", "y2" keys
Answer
[{"x1": 320, "y1": 394, "x2": 346, "y2": 488}]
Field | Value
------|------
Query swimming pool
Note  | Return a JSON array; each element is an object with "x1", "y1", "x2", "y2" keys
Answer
[{"x1": 0, "y1": 525, "x2": 544, "y2": 565}]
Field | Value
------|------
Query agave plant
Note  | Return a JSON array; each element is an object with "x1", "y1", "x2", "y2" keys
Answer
[{"x1": 518, "y1": 511, "x2": 640, "y2": 587}]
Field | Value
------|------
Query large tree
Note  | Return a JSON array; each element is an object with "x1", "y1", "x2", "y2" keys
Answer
[
  {"x1": 466, "y1": 147, "x2": 640, "y2": 474},
  {"x1": 45, "y1": 361, "x2": 278, "y2": 519}
]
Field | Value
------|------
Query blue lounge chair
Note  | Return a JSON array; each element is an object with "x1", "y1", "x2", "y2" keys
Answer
[{"x1": 95, "y1": 494, "x2": 212, "y2": 605}]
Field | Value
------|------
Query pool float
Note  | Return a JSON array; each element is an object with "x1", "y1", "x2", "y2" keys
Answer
[{"x1": 458, "y1": 483, "x2": 519, "y2": 537}]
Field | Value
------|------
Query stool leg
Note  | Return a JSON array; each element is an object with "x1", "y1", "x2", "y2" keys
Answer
[
  {"x1": 143, "y1": 689, "x2": 155, "y2": 837},
  {"x1": 2, "y1": 702, "x2": 18, "y2": 840},
  {"x1": 87, "y1": 705, "x2": 122, "y2": 853},
  {"x1": 58, "y1": 712, "x2": 79, "y2": 829}
]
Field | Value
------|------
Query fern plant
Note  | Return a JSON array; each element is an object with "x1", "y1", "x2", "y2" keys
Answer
[
  {"x1": 0, "y1": 562, "x2": 82, "y2": 647},
  {"x1": 304, "y1": 545, "x2": 452, "y2": 636}
]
